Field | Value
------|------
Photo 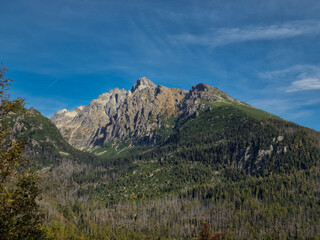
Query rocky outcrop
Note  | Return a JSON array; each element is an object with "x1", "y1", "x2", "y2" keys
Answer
[
  {"x1": 178, "y1": 83, "x2": 244, "y2": 117},
  {"x1": 99, "y1": 85, "x2": 187, "y2": 145},
  {"x1": 51, "y1": 78, "x2": 245, "y2": 150},
  {"x1": 51, "y1": 87, "x2": 129, "y2": 150},
  {"x1": 131, "y1": 77, "x2": 156, "y2": 93}
]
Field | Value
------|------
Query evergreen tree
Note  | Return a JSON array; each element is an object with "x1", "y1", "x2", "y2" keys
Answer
[{"x1": 0, "y1": 65, "x2": 48, "y2": 239}]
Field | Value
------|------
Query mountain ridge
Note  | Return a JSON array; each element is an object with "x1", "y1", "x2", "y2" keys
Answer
[{"x1": 51, "y1": 78, "x2": 251, "y2": 151}]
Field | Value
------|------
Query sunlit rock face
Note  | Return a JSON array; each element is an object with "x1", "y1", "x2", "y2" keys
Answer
[{"x1": 51, "y1": 77, "x2": 243, "y2": 150}]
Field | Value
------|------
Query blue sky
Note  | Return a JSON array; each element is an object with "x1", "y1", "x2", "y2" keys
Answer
[{"x1": 1, "y1": 0, "x2": 320, "y2": 131}]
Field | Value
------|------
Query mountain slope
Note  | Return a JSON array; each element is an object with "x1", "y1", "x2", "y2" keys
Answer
[
  {"x1": 48, "y1": 87, "x2": 320, "y2": 238},
  {"x1": 5, "y1": 106, "x2": 103, "y2": 167},
  {"x1": 49, "y1": 78, "x2": 320, "y2": 200},
  {"x1": 7, "y1": 79, "x2": 320, "y2": 239},
  {"x1": 88, "y1": 102, "x2": 320, "y2": 201}
]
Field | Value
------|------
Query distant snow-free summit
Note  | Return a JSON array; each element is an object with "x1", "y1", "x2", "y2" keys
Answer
[{"x1": 51, "y1": 77, "x2": 245, "y2": 150}]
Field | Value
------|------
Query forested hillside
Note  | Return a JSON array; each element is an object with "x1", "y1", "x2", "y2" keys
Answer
[{"x1": 6, "y1": 93, "x2": 320, "y2": 239}]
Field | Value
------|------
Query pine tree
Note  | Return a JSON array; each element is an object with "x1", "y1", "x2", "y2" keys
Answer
[{"x1": 0, "y1": 65, "x2": 48, "y2": 239}]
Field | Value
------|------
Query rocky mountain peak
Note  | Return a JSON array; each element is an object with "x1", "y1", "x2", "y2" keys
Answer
[
  {"x1": 56, "y1": 109, "x2": 68, "y2": 114},
  {"x1": 191, "y1": 83, "x2": 213, "y2": 92},
  {"x1": 51, "y1": 78, "x2": 246, "y2": 150},
  {"x1": 131, "y1": 77, "x2": 156, "y2": 93}
]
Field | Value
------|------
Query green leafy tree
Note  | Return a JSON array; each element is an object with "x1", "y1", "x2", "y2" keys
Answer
[{"x1": 0, "y1": 65, "x2": 48, "y2": 239}]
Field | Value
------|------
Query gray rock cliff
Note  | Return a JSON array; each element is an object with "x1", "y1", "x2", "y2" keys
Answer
[{"x1": 51, "y1": 78, "x2": 244, "y2": 150}]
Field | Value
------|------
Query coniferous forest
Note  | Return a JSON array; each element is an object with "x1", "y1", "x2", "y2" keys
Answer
[
  {"x1": 1, "y1": 63, "x2": 320, "y2": 240},
  {"x1": 2, "y1": 0, "x2": 320, "y2": 239}
]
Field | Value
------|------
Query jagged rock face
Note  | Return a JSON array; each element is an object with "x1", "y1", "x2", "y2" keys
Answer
[
  {"x1": 51, "y1": 106, "x2": 85, "y2": 126},
  {"x1": 51, "y1": 78, "x2": 243, "y2": 150},
  {"x1": 51, "y1": 78, "x2": 187, "y2": 149},
  {"x1": 51, "y1": 88, "x2": 129, "y2": 149},
  {"x1": 131, "y1": 77, "x2": 156, "y2": 92},
  {"x1": 178, "y1": 83, "x2": 244, "y2": 117},
  {"x1": 99, "y1": 85, "x2": 187, "y2": 145}
]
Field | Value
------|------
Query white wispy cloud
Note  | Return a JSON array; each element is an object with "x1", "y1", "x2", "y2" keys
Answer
[
  {"x1": 250, "y1": 99, "x2": 294, "y2": 114},
  {"x1": 251, "y1": 98, "x2": 320, "y2": 114},
  {"x1": 260, "y1": 65, "x2": 320, "y2": 92},
  {"x1": 259, "y1": 65, "x2": 320, "y2": 80},
  {"x1": 286, "y1": 78, "x2": 320, "y2": 92},
  {"x1": 249, "y1": 98, "x2": 317, "y2": 121},
  {"x1": 172, "y1": 20, "x2": 320, "y2": 47}
]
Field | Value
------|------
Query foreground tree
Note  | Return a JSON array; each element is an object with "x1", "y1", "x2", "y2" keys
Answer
[
  {"x1": 0, "y1": 65, "x2": 47, "y2": 239},
  {"x1": 194, "y1": 222, "x2": 225, "y2": 240}
]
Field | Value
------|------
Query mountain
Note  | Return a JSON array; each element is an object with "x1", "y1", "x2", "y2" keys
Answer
[
  {"x1": 51, "y1": 78, "x2": 320, "y2": 201},
  {"x1": 51, "y1": 77, "x2": 187, "y2": 150},
  {"x1": 7, "y1": 78, "x2": 320, "y2": 239},
  {"x1": 50, "y1": 77, "x2": 320, "y2": 181},
  {"x1": 4, "y1": 106, "x2": 103, "y2": 167},
  {"x1": 51, "y1": 78, "x2": 261, "y2": 152}
]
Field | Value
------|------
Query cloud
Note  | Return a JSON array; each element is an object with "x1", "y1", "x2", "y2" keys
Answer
[
  {"x1": 250, "y1": 99, "x2": 294, "y2": 114},
  {"x1": 286, "y1": 78, "x2": 320, "y2": 92},
  {"x1": 260, "y1": 65, "x2": 320, "y2": 92},
  {"x1": 249, "y1": 98, "x2": 316, "y2": 121},
  {"x1": 172, "y1": 20, "x2": 320, "y2": 48},
  {"x1": 259, "y1": 65, "x2": 320, "y2": 79},
  {"x1": 43, "y1": 76, "x2": 61, "y2": 93},
  {"x1": 251, "y1": 97, "x2": 320, "y2": 114}
]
